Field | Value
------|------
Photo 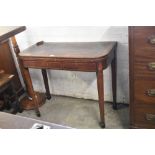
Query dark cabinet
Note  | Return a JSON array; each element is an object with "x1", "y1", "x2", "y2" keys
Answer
[{"x1": 129, "y1": 26, "x2": 155, "y2": 128}]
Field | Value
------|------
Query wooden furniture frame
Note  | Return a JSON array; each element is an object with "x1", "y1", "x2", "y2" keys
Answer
[
  {"x1": 0, "y1": 27, "x2": 46, "y2": 111},
  {"x1": 19, "y1": 41, "x2": 117, "y2": 128},
  {"x1": 0, "y1": 27, "x2": 26, "y2": 97},
  {"x1": 129, "y1": 26, "x2": 155, "y2": 128}
]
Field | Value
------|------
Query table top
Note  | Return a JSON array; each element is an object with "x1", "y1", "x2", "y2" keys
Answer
[
  {"x1": 0, "y1": 26, "x2": 26, "y2": 42},
  {"x1": 20, "y1": 41, "x2": 117, "y2": 59},
  {"x1": 0, "y1": 112, "x2": 71, "y2": 129}
]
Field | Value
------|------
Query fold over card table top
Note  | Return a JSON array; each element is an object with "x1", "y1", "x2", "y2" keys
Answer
[{"x1": 20, "y1": 41, "x2": 116, "y2": 59}]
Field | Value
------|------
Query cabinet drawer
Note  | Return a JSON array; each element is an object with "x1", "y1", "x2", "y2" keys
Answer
[
  {"x1": 133, "y1": 104, "x2": 155, "y2": 128},
  {"x1": 133, "y1": 27, "x2": 155, "y2": 52},
  {"x1": 134, "y1": 56, "x2": 155, "y2": 78},
  {"x1": 134, "y1": 80, "x2": 155, "y2": 104}
]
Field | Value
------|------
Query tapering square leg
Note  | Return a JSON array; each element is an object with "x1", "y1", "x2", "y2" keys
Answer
[
  {"x1": 41, "y1": 69, "x2": 51, "y2": 100},
  {"x1": 111, "y1": 50, "x2": 117, "y2": 110},
  {"x1": 96, "y1": 62, "x2": 105, "y2": 128}
]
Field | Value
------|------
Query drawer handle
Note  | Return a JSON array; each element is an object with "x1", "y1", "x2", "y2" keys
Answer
[
  {"x1": 148, "y1": 35, "x2": 155, "y2": 45},
  {"x1": 148, "y1": 62, "x2": 155, "y2": 70},
  {"x1": 146, "y1": 114, "x2": 155, "y2": 122},
  {"x1": 146, "y1": 89, "x2": 155, "y2": 97}
]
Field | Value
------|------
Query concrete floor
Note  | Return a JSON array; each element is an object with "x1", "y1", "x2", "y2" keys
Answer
[{"x1": 17, "y1": 95, "x2": 129, "y2": 129}]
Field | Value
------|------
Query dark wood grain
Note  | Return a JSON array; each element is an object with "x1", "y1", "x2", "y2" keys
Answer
[
  {"x1": 129, "y1": 26, "x2": 155, "y2": 128},
  {"x1": 134, "y1": 80, "x2": 155, "y2": 104},
  {"x1": 132, "y1": 103, "x2": 155, "y2": 129},
  {"x1": 134, "y1": 55, "x2": 155, "y2": 79},
  {"x1": 20, "y1": 42, "x2": 116, "y2": 59}
]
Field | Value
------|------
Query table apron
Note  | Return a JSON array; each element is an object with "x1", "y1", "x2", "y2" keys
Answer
[{"x1": 22, "y1": 60, "x2": 100, "y2": 72}]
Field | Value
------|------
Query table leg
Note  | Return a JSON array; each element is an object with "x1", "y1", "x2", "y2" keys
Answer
[
  {"x1": 23, "y1": 67, "x2": 41, "y2": 117},
  {"x1": 96, "y1": 62, "x2": 105, "y2": 128},
  {"x1": 111, "y1": 50, "x2": 117, "y2": 110},
  {"x1": 41, "y1": 69, "x2": 51, "y2": 100}
]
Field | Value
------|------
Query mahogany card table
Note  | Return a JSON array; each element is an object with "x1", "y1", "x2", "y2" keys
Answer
[{"x1": 19, "y1": 41, "x2": 117, "y2": 128}]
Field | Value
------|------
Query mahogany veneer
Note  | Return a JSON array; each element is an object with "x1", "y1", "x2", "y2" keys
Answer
[
  {"x1": 19, "y1": 41, "x2": 118, "y2": 128},
  {"x1": 129, "y1": 26, "x2": 155, "y2": 128}
]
